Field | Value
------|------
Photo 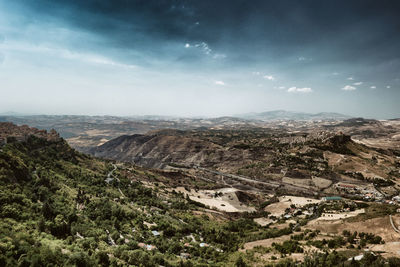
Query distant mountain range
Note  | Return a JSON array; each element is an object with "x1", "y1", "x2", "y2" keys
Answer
[
  {"x1": 235, "y1": 110, "x2": 351, "y2": 121},
  {"x1": 0, "y1": 110, "x2": 361, "y2": 122}
]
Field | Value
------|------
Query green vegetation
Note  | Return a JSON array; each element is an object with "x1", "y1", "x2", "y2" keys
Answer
[
  {"x1": 346, "y1": 203, "x2": 397, "y2": 222},
  {"x1": 1, "y1": 132, "x2": 400, "y2": 266},
  {"x1": 0, "y1": 135, "x2": 297, "y2": 266},
  {"x1": 272, "y1": 240, "x2": 303, "y2": 255}
]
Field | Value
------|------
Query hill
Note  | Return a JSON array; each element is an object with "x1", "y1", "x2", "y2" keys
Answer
[
  {"x1": 236, "y1": 110, "x2": 351, "y2": 121},
  {"x1": 0, "y1": 123, "x2": 267, "y2": 266},
  {"x1": 2, "y1": 123, "x2": 400, "y2": 266},
  {"x1": 90, "y1": 128, "x2": 400, "y2": 198}
]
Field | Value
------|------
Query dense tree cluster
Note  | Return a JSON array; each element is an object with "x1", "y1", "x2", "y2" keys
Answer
[{"x1": 0, "y1": 136, "x2": 297, "y2": 266}]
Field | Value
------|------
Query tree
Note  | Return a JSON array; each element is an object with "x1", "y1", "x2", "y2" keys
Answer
[
  {"x1": 235, "y1": 256, "x2": 247, "y2": 267},
  {"x1": 96, "y1": 251, "x2": 110, "y2": 267}
]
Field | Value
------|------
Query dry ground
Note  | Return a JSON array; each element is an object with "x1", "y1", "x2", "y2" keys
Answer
[
  {"x1": 305, "y1": 214, "x2": 400, "y2": 244},
  {"x1": 174, "y1": 187, "x2": 256, "y2": 213},
  {"x1": 241, "y1": 234, "x2": 292, "y2": 251},
  {"x1": 265, "y1": 195, "x2": 321, "y2": 217},
  {"x1": 315, "y1": 209, "x2": 365, "y2": 221}
]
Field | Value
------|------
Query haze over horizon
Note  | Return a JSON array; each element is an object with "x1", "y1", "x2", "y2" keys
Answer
[{"x1": 1, "y1": 1, "x2": 399, "y2": 118}]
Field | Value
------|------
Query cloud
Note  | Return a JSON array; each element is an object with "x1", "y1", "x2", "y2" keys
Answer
[
  {"x1": 188, "y1": 42, "x2": 226, "y2": 59},
  {"x1": 370, "y1": 86, "x2": 376, "y2": 89},
  {"x1": 347, "y1": 77, "x2": 354, "y2": 80},
  {"x1": 215, "y1": 81, "x2": 225, "y2": 86},
  {"x1": 3, "y1": 41, "x2": 137, "y2": 69},
  {"x1": 263, "y1": 75, "x2": 275, "y2": 81},
  {"x1": 287, "y1": 87, "x2": 312, "y2": 93},
  {"x1": 332, "y1": 72, "x2": 339, "y2": 75},
  {"x1": 59, "y1": 49, "x2": 137, "y2": 68},
  {"x1": 10, "y1": 0, "x2": 400, "y2": 71},
  {"x1": 342, "y1": 85, "x2": 356, "y2": 91},
  {"x1": 195, "y1": 42, "x2": 212, "y2": 55},
  {"x1": 298, "y1": 56, "x2": 312, "y2": 61},
  {"x1": 386, "y1": 85, "x2": 391, "y2": 88},
  {"x1": 212, "y1": 53, "x2": 226, "y2": 59},
  {"x1": 353, "y1": 82, "x2": 363, "y2": 85},
  {"x1": 186, "y1": 41, "x2": 226, "y2": 60},
  {"x1": 252, "y1": 71, "x2": 261, "y2": 75}
]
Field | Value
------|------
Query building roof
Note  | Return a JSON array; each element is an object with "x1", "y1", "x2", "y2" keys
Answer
[
  {"x1": 323, "y1": 196, "x2": 342, "y2": 200},
  {"x1": 105, "y1": 177, "x2": 114, "y2": 183}
]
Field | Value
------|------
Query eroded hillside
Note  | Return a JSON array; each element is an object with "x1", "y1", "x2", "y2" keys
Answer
[{"x1": 90, "y1": 128, "x2": 400, "y2": 199}]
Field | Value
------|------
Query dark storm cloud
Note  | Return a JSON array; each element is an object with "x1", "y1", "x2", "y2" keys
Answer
[
  {"x1": 12, "y1": 0, "x2": 400, "y2": 65},
  {"x1": 1, "y1": 0, "x2": 400, "y2": 119},
  {"x1": 12, "y1": 1, "x2": 196, "y2": 52},
  {"x1": 12, "y1": 0, "x2": 400, "y2": 66}
]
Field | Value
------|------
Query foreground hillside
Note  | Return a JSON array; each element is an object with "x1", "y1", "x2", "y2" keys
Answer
[
  {"x1": 0, "y1": 126, "x2": 254, "y2": 266},
  {"x1": 2, "y1": 123, "x2": 400, "y2": 266}
]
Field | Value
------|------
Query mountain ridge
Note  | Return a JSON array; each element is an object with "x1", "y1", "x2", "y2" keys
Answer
[{"x1": 235, "y1": 110, "x2": 352, "y2": 121}]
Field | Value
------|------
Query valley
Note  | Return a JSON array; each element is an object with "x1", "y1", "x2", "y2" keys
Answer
[{"x1": 1, "y1": 114, "x2": 400, "y2": 266}]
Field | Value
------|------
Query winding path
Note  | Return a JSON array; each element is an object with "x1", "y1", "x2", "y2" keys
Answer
[
  {"x1": 107, "y1": 164, "x2": 117, "y2": 179},
  {"x1": 106, "y1": 164, "x2": 126, "y2": 197},
  {"x1": 389, "y1": 215, "x2": 400, "y2": 234}
]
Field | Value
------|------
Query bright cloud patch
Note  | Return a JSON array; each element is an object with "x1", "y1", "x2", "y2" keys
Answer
[
  {"x1": 213, "y1": 53, "x2": 226, "y2": 59},
  {"x1": 298, "y1": 56, "x2": 312, "y2": 61},
  {"x1": 263, "y1": 75, "x2": 275, "y2": 80},
  {"x1": 195, "y1": 42, "x2": 212, "y2": 55},
  {"x1": 353, "y1": 82, "x2": 363, "y2": 85},
  {"x1": 287, "y1": 87, "x2": 312, "y2": 93},
  {"x1": 215, "y1": 81, "x2": 225, "y2": 86},
  {"x1": 370, "y1": 86, "x2": 376, "y2": 89},
  {"x1": 342, "y1": 85, "x2": 356, "y2": 91}
]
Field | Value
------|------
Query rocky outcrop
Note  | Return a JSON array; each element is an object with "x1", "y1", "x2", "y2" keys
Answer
[{"x1": 0, "y1": 122, "x2": 60, "y2": 145}]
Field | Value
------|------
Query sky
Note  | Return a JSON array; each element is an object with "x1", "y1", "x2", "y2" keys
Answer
[{"x1": 0, "y1": 0, "x2": 399, "y2": 119}]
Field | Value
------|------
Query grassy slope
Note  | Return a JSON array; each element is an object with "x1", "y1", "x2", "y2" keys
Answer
[{"x1": 0, "y1": 136, "x2": 275, "y2": 266}]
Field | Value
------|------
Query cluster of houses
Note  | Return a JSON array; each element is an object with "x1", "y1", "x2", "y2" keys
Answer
[
  {"x1": 322, "y1": 196, "x2": 342, "y2": 201},
  {"x1": 138, "y1": 243, "x2": 157, "y2": 251},
  {"x1": 271, "y1": 201, "x2": 318, "y2": 222},
  {"x1": 277, "y1": 195, "x2": 361, "y2": 222},
  {"x1": 131, "y1": 219, "x2": 219, "y2": 258},
  {"x1": 391, "y1": 196, "x2": 400, "y2": 208},
  {"x1": 335, "y1": 183, "x2": 384, "y2": 200}
]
